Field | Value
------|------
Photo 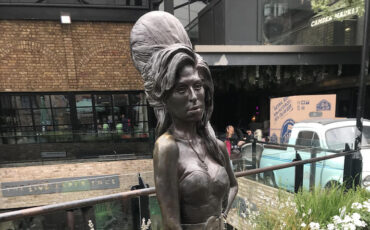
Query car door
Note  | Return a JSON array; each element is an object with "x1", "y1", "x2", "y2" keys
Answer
[{"x1": 295, "y1": 131, "x2": 325, "y2": 190}]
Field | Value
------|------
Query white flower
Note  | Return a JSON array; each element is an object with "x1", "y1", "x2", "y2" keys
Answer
[
  {"x1": 342, "y1": 222, "x2": 356, "y2": 230},
  {"x1": 309, "y1": 222, "x2": 320, "y2": 230},
  {"x1": 351, "y1": 202, "x2": 362, "y2": 209},
  {"x1": 302, "y1": 213, "x2": 306, "y2": 217},
  {"x1": 327, "y1": 223, "x2": 335, "y2": 230},
  {"x1": 301, "y1": 223, "x2": 307, "y2": 227},
  {"x1": 351, "y1": 212, "x2": 361, "y2": 220},
  {"x1": 353, "y1": 218, "x2": 366, "y2": 227},
  {"x1": 363, "y1": 200, "x2": 370, "y2": 212},
  {"x1": 308, "y1": 209, "x2": 312, "y2": 215},
  {"x1": 339, "y1": 206, "x2": 346, "y2": 218},
  {"x1": 343, "y1": 215, "x2": 351, "y2": 223},
  {"x1": 333, "y1": 215, "x2": 342, "y2": 225}
]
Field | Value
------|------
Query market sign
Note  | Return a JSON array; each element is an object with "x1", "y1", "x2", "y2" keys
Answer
[
  {"x1": 311, "y1": 6, "x2": 360, "y2": 27},
  {"x1": 1, "y1": 174, "x2": 120, "y2": 197}
]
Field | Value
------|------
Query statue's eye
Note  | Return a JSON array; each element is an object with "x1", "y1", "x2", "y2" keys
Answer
[
  {"x1": 176, "y1": 86, "x2": 187, "y2": 94},
  {"x1": 194, "y1": 83, "x2": 203, "y2": 90}
]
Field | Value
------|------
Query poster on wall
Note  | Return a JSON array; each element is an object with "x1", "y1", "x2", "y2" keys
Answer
[{"x1": 270, "y1": 94, "x2": 336, "y2": 144}]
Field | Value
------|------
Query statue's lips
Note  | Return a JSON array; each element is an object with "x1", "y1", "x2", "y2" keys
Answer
[{"x1": 187, "y1": 106, "x2": 201, "y2": 112}]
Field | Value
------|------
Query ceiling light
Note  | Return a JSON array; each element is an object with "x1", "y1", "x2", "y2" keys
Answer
[{"x1": 60, "y1": 13, "x2": 71, "y2": 24}]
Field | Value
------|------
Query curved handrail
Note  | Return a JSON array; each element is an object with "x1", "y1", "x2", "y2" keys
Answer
[{"x1": 0, "y1": 149, "x2": 357, "y2": 222}]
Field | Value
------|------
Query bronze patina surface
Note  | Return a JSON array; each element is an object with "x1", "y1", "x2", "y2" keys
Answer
[{"x1": 130, "y1": 11, "x2": 238, "y2": 230}]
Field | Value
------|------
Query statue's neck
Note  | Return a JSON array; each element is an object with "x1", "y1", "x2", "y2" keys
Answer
[{"x1": 170, "y1": 120, "x2": 197, "y2": 140}]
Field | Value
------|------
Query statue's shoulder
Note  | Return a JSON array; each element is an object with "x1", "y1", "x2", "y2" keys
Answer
[{"x1": 154, "y1": 132, "x2": 179, "y2": 159}]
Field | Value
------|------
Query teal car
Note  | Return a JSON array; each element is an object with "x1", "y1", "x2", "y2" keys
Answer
[{"x1": 259, "y1": 119, "x2": 370, "y2": 191}]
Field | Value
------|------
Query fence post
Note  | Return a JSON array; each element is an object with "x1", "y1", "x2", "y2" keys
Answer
[
  {"x1": 343, "y1": 144, "x2": 363, "y2": 189},
  {"x1": 252, "y1": 138, "x2": 256, "y2": 169},
  {"x1": 294, "y1": 152, "x2": 303, "y2": 193},
  {"x1": 66, "y1": 210, "x2": 75, "y2": 230},
  {"x1": 309, "y1": 148, "x2": 317, "y2": 191},
  {"x1": 131, "y1": 173, "x2": 150, "y2": 230}
]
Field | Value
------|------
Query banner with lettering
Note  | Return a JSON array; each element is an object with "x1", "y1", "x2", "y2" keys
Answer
[{"x1": 270, "y1": 94, "x2": 336, "y2": 144}]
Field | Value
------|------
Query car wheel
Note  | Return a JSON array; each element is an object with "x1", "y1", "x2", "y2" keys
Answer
[{"x1": 263, "y1": 172, "x2": 277, "y2": 188}]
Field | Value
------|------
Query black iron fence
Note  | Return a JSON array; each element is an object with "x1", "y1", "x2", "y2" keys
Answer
[{"x1": 0, "y1": 142, "x2": 361, "y2": 227}]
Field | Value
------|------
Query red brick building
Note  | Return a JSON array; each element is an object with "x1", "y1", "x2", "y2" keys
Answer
[
  {"x1": 0, "y1": 1, "x2": 160, "y2": 229},
  {"x1": 0, "y1": 1, "x2": 158, "y2": 162}
]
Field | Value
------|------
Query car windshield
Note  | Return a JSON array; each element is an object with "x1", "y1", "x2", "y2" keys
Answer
[{"x1": 325, "y1": 126, "x2": 370, "y2": 149}]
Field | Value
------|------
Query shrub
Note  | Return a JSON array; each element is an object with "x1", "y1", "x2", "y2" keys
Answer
[{"x1": 249, "y1": 185, "x2": 370, "y2": 229}]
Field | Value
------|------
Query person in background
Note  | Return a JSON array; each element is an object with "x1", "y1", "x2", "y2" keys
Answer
[
  {"x1": 121, "y1": 113, "x2": 131, "y2": 133},
  {"x1": 254, "y1": 129, "x2": 265, "y2": 142},
  {"x1": 244, "y1": 129, "x2": 254, "y2": 142},
  {"x1": 220, "y1": 125, "x2": 245, "y2": 156}
]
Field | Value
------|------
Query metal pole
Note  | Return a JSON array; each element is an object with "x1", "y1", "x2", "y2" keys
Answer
[
  {"x1": 163, "y1": 0, "x2": 174, "y2": 14},
  {"x1": 66, "y1": 210, "x2": 75, "y2": 230},
  {"x1": 355, "y1": 0, "x2": 370, "y2": 150},
  {"x1": 309, "y1": 148, "x2": 317, "y2": 191},
  {"x1": 294, "y1": 152, "x2": 303, "y2": 193}
]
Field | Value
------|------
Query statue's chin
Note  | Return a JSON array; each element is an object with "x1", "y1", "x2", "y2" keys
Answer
[{"x1": 185, "y1": 110, "x2": 203, "y2": 122}]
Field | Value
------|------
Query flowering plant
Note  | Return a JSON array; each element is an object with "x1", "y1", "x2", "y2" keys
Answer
[{"x1": 244, "y1": 185, "x2": 369, "y2": 229}]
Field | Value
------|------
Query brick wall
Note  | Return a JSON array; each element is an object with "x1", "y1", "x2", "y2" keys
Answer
[
  {"x1": 226, "y1": 177, "x2": 292, "y2": 229},
  {"x1": 0, "y1": 20, "x2": 143, "y2": 92},
  {"x1": 0, "y1": 159, "x2": 154, "y2": 209}
]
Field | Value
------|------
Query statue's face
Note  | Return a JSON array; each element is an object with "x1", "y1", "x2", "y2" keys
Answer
[{"x1": 166, "y1": 65, "x2": 205, "y2": 123}]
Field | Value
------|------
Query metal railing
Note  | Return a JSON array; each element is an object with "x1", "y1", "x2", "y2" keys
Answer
[{"x1": 0, "y1": 142, "x2": 359, "y2": 223}]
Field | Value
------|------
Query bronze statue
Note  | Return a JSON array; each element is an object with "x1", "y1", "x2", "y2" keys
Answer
[{"x1": 130, "y1": 11, "x2": 238, "y2": 230}]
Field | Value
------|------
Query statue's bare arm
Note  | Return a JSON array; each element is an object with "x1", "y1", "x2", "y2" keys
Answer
[
  {"x1": 217, "y1": 139, "x2": 238, "y2": 216},
  {"x1": 153, "y1": 134, "x2": 182, "y2": 230}
]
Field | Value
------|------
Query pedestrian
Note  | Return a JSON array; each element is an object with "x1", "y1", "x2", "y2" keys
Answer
[
  {"x1": 244, "y1": 129, "x2": 254, "y2": 142},
  {"x1": 121, "y1": 113, "x2": 131, "y2": 133},
  {"x1": 220, "y1": 125, "x2": 245, "y2": 156}
]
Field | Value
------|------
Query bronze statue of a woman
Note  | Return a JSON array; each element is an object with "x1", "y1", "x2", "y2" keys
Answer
[{"x1": 130, "y1": 11, "x2": 238, "y2": 230}]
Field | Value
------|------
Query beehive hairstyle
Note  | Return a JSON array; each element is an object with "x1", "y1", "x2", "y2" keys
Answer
[{"x1": 130, "y1": 11, "x2": 225, "y2": 166}]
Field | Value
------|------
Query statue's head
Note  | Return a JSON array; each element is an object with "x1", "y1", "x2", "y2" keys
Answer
[{"x1": 130, "y1": 11, "x2": 214, "y2": 137}]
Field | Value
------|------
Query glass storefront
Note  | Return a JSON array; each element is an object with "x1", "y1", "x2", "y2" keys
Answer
[
  {"x1": 263, "y1": 0, "x2": 364, "y2": 45},
  {"x1": 0, "y1": 92, "x2": 151, "y2": 145}
]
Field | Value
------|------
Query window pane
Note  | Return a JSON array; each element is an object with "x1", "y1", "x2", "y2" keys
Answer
[
  {"x1": 312, "y1": 133, "x2": 320, "y2": 147},
  {"x1": 0, "y1": 131, "x2": 16, "y2": 144},
  {"x1": 96, "y1": 106, "x2": 113, "y2": 131},
  {"x1": 13, "y1": 96, "x2": 31, "y2": 109},
  {"x1": 76, "y1": 95, "x2": 93, "y2": 126},
  {"x1": 77, "y1": 107, "x2": 93, "y2": 124},
  {"x1": 15, "y1": 127, "x2": 36, "y2": 144},
  {"x1": 131, "y1": 104, "x2": 148, "y2": 137},
  {"x1": 55, "y1": 125, "x2": 72, "y2": 131},
  {"x1": 33, "y1": 95, "x2": 51, "y2": 109},
  {"x1": 0, "y1": 110, "x2": 16, "y2": 127},
  {"x1": 94, "y1": 95, "x2": 111, "y2": 107},
  {"x1": 76, "y1": 94, "x2": 92, "y2": 107},
  {"x1": 263, "y1": 1, "x2": 363, "y2": 45},
  {"x1": 129, "y1": 93, "x2": 144, "y2": 105},
  {"x1": 113, "y1": 94, "x2": 129, "y2": 106},
  {"x1": 15, "y1": 109, "x2": 33, "y2": 126},
  {"x1": 53, "y1": 108, "x2": 71, "y2": 125},
  {"x1": 54, "y1": 125, "x2": 73, "y2": 142},
  {"x1": 0, "y1": 95, "x2": 12, "y2": 109},
  {"x1": 296, "y1": 131, "x2": 314, "y2": 147},
  {"x1": 35, "y1": 125, "x2": 54, "y2": 132},
  {"x1": 50, "y1": 95, "x2": 69, "y2": 107},
  {"x1": 33, "y1": 109, "x2": 53, "y2": 126}
]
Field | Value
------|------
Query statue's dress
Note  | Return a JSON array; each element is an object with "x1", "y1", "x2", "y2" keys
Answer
[{"x1": 174, "y1": 137, "x2": 230, "y2": 230}]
